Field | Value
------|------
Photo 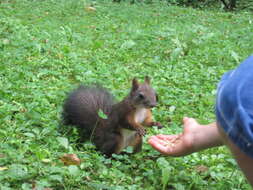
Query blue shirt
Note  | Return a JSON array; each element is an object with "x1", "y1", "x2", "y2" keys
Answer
[{"x1": 216, "y1": 55, "x2": 253, "y2": 158}]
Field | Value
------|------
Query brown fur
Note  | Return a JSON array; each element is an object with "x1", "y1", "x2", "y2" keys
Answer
[{"x1": 62, "y1": 77, "x2": 163, "y2": 156}]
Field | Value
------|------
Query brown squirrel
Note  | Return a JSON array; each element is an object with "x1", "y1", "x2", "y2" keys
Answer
[{"x1": 62, "y1": 77, "x2": 163, "y2": 156}]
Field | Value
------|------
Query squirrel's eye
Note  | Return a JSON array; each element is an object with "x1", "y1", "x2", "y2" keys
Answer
[{"x1": 138, "y1": 93, "x2": 145, "y2": 99}]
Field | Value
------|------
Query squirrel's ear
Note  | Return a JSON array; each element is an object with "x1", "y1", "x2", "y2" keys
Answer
[
  {"x1": 144, "y1": 76, "x2": 151, "y2": 85},
  {"x1": 132, "y1": 78, "x2": 139, "y2": 91}
]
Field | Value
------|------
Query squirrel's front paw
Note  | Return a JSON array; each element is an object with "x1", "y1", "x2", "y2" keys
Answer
[
  {"x1": 153, "y1": 122, "x2": 164, "y2": 129},
  {"x1": 137, "y1": 128, "x2": 146, "y2": 136},
  {"x1": 157, "y1": 122, "x2": 164, "y2": 129}
]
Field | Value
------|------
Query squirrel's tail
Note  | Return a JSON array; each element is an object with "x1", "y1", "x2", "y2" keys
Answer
[{"x1": 62, "y1": 85, "x2": 115, "y2": 134}]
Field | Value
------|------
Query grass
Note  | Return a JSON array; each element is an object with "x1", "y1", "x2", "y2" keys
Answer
[{"x1": 0, "y1": 0, "x2": 253, "y2": 189}]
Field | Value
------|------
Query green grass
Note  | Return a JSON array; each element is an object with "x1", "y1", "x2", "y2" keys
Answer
[{"x1": 0, "y1": 0, "x2": 253, "y2": 189}]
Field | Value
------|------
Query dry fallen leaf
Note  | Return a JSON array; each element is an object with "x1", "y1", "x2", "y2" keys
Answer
[
  {"x1": 195, "y1": 165, "x2": 208, "y2": 173},
  {"x1": 85, "y1": 6, "x2": 96, "y2": 12},
  {"x1": 41, "y1": 159, "x2": 51, "y2": 163},
  {"x1": 32, "y1": 181, "x2": 53, "y2": 190},
  {"x1": 2, "y1": 38, "x2": 10, "y2": 45},
  {"x1": 0, "y1": 166, "x2": 8, "y2": 171},
  {"x1": 60, "y1": 154, "x2": 81, "y2": 166},
  {"x1": 84, "y1": 175, "x2": 91, "y2": 181}
]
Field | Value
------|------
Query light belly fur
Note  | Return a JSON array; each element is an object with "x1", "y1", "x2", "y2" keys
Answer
[
  {"x1": 118, "y1": 108, "x2": 148, "y2": 152},
  {"x1": 134, "y1": 108, "x2": 147, "y2": 123}
]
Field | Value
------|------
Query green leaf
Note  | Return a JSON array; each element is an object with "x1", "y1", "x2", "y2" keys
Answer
[
  {"x1": 68, "y1": 165, "x2": 79, "y2": 176},
  {"x1": 57, "y1": 137, "x2": 69, "y2": 149},
  {"x1": 231, "y1": 51, "x2": 240, "y2": 64},
  {"x1": 7, "y1": 164, "x2": 28, "y2": 180},
  {"x1": 98, "y1": 109, "x2": 108, "y2": 119},
  {"x1": 161, "y1": 167, "x2": 170, "y2": 190},
  {"x1": 21, "y1": 183, "x2": 32, "y2": 190},
  {"x1": 23, "y1": 132, "x2": 35, "y2": 138},
  {"x1": 124, "y1": 146, "x2": 134, "y2": 154},
  {"x1": 157, "y1": 158, "x2": 171, "y2": 190},
  {"x1": 49, "y1": 174, "x2": 63, "y2": 182},
  {"x1": 121, "y1": 40, "x2": 136, "y2": 49}
]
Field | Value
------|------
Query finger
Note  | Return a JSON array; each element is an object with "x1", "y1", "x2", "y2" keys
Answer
[
  {"x1": 151, "y1": 134, "x2": 180, "y2": 141},
  {"x1": 149, "y1": 138, "x2": 186, "y2": 156},
  {"x1": 148, "y1": 136, "x2": 180, "y2": 146},
  {"x1": 183, "y1": 117, "x2": 197, "y2": 127},
  {"x1": 148, "y1": 139, "x2": 173, "y2": 154},
  {"x1": 183, "y1": 116, "x2": 189, "y2": 122},
  {"x1": 148, "y1": 136, "x2": 171, "y2": 146}
]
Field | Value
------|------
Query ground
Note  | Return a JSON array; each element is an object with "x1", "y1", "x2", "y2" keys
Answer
[{"x1": 0, "y1": 0, "x2": 253, "y2": 189}]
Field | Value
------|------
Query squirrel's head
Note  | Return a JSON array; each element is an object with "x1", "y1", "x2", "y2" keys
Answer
[{"x1": 129, "y1": 76, "x2": 158, "y2": 109}]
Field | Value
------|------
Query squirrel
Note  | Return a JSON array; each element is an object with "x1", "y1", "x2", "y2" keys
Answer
[{"x1": 62, "y1": 76, "x2": 163, "y2": 156}]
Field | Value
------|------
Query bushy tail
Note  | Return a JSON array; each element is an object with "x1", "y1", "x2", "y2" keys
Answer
[{"x1": 62, "y1": 85, "x2": 115, "y2": 134}]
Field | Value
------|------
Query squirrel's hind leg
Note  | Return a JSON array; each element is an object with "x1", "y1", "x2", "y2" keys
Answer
[
  {"x1": 129, "y1": 135, "x2": 143, "y2": 153},
  {"x1": 95, "y1": 132, "x2": 122, "y2": 157}
]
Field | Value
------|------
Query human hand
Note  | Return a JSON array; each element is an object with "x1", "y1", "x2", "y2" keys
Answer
[{"x1": 148, "y1": 117, "x2": 201, "y2": 156}]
